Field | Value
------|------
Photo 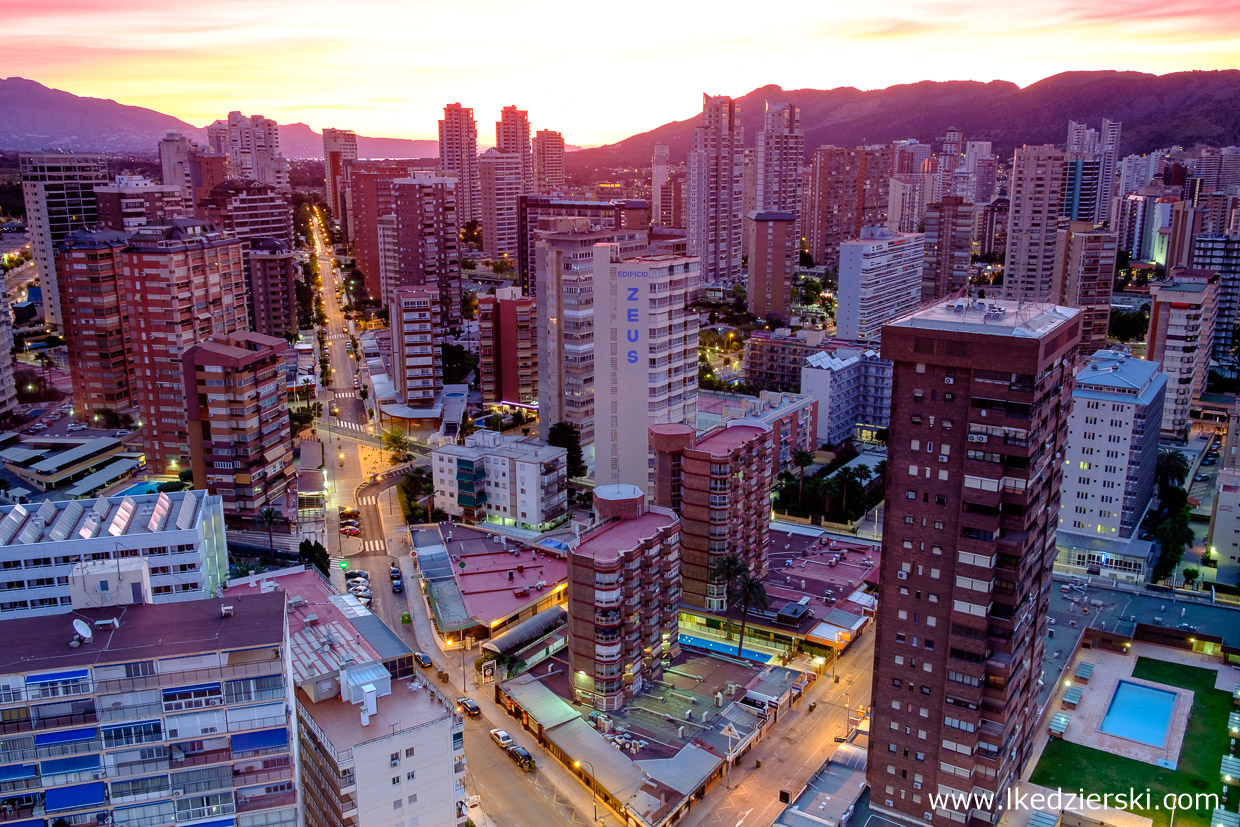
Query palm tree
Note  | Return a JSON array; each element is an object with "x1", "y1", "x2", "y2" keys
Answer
[
  {"x1": 715, "y1": 554, "x2": 748, "y2": 639},
  {"x1": 734, "y1": 575, "x2": 770, "y2": 658},
  {"x1": 36, "y1": 352, "x2": 55, "y2": 382},
  {"x1": 256, "y1": 507, "x2": 279, "y2": 555},
  {"x1": 793, "y1": 449, "x2": 815, "y2": 502},
  {"x1": 1155, "y1": 448, "x2": 1190, "y2": 495}
]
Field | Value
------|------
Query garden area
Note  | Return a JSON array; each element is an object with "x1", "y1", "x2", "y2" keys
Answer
[
  {"x1": 1031, "y1": 657, "x2": 1236, "y2": 827},
  {"x1": 771, "y1": 444, "x2": 885, "y2": 525}
]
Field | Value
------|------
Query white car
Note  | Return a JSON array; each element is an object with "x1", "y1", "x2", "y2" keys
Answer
[
  {"x1": 66, "y1": 424, "x2": 88, "y2": 432},
  {"x1": 489, "y1": 729, "x2": 515, "y2": 750},
  {"x1": 30, "y1": 423, "x2": 47, "y2": 431}
]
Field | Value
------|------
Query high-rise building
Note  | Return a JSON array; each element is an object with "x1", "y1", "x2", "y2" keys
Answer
[
  {"x1": 158, "y1": 132, "x2": 229, "y2": 215},
  {"x1": 1059, "y1": 349, "x2": 1165, "y2": 541},
  {"x1": 94, "y1": 175, "x2": 186, "y2": 231},
  {"x1": 478, "y1": 286, "x2": 537, "y2": 407},
  {"x1": 592, "y1": 246, "x2": 699, "y2": 490},
  {"x1": 184, "y1": 332, "x2": 294, "y2": 517},
  {"x1": 1066, "y1": 119, "x2": 1121, "y2": 225},
  {"x1": 20, "y1": 151, "x2": 109, "y2": 327},
  {"x1": 888, "y1": 172, "x2": 937, "y2": 235},
  {"x1": 0, "y1": 589, "x2": 297, "y2": 824},
  {"x1": 123, "y1": 220, "x2": 250, "y2": 473},
  {"x1": 533, "y1": 129, "x2": 565, "y2": 193},
  {"x1": 1051, "y1": 221, "x2": 1119, "y2": 352},
  {"x1": 836, "y1": 226, "x2": 924, "y2": 342},
  {"x1": 55, "y1": 229, "x2": 133, "y2": 417},
  {"x1": 1003, "y1": 145, "x2": 1067, "y2": 302},
  {"x1": 392, "y1": 172, "x2": 461, "y2": 325},
  {"x1": 979, "y1": 197, "x2": 1010, "y2": 259},
  {"x1": 0, "y1": 287, "x2": 15, "y2": 417},
  {"x1": 391, "y1": 287, "x2": 443, "y2": 406},
  {"x1": 687, "y1": 94, "x2": 744, "y2": 283},
  {"x1": 517, "y1": 196, "x2": 649, "y2": 296},
  {"x1": 1191, "y1": 235, "x2": 1240, "y2": 361},
  {"x1": 650, "y1": 421, "x2": 772, "y2": 610},
  {"x1": 869, "y1": 297, "x2": 1081, "y2": 827},
  {"x1": 206, "y1": 110, "x2": 290, "y2": 191},
  {"x1": 921, "y1": 197, "x2": 975, "y2": 302},
  {"x1": 432, "y1": 429, "x2": 568, "y2": 530},
  {"x1": 566, "y1": 484, "x2": 682, "y2": 711},
  {"x1": 1063, "y1": 158, "x2": 1102, "y2": 224},
  {"x1": 652, "y1": 144, "x2": 671, "y2": 225},
  {"x1": 535, "y1": 221, "x2": 649, "y2": 449},
  {"x1": 496, "y1": 105, "x2": 534, "y2": 193},
  {"x1": 479, "y1": 148, "x2": 523, "y2": 259},
  {"x1": 245, "y1": 238, "x2": 298, "y2": 339},
  {"x1": 0, "y1": 489, "x2": 231, "y2": 616},
  {"x1": 801, "y1": 344, "x2": 893, "y2": 447},
  {"x1": 755, "y1": 102, "x2": 804, "y2": 221},
  {"x1": 439, "y1": 103, "x2": 481, "y2": 222},
  {"x1": 343, "y1": 159, "x2": 430, "y2": 298},
  {"x1": 746, "y1": 210, "x2": 796, "y2": 320},
  {"x1": 322, "y1": 127, "x2": 358, "y2": 218},
  {"x1": 1148, "y1": 268, "x2": 1219, "y2": 438},
  {"x1": 803, "y1": 145, "x2": 892, "y2": 271},
  {"x1": 198, "y1": 180, "x2": 294, "y2": 247}
]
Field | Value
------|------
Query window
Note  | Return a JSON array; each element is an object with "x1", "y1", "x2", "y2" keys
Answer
[
  {"x1": 406, "y1": 770, "x2": 416, "y2": 781},
  {"x1": 405, "y1": 747, "x2": 416, "y2": 757},
  {"x1": 392, "y1": 776, "x2": 400, "y2": 786}
]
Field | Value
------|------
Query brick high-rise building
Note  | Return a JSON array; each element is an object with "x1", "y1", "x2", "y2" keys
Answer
[
  {"x1": 20, "y1": 151, "x2": 109, "y2": 327},
  {"x1": 439, "y1": 102, "x2": 481, "y2": 222},
  {"x1": 921, "y1": 197, "x2": 975, "y2": 302},
  {"x1": 517, "y1": 196, "x2": 649, "y2": 296},
  {"x1": 651, "y1": 421, "x2": 772, "y2": 611},
  {"x1": 687, "y1": 94, "x2": 744, "y2": 283},
  {"x1": 123, "y1": 220, "x2": 250, "y2": 474},
  {"x1": 246, "y1": 238, "x2": 298, "y2": 338},
  {"x1": 979, "y1": 197, "x2": 1010, "y2": 259},
  {"x1": 343, "y1": 159, "x2": 432, "y2": 296},
  {"x1": 803, "y1": 145, "x2": 892, "y2": 270},
  {"x1": 533, "y1": 129, "x2": 566, "y2": 193},
  {"x1": 1003, "y1": 145, "x2": 1067, "y2": 302},
  {"x1": 869, "y1": 297, "x2": 1081, "y2": 827},
  {"x1": 199, "y1": 179, "x2": 293, "y2": 247},
  {"x1": 184, "y1": 331, "x2": 294, "y2": 517},
  {"x1": 55, "y1": 229, "x2": 133, "y2": 417},
  {"x1": 478, "y1": 286, "x2": 537, "y2": 407},
  {"x1": 745, "y1": 210, "x2": 796, "y2": 320},
  {"x1": 496, "y1": 105, "x2": 534, "y2": 193},
  {"x1": 567, "y1": 484, "x2": 682, "y2": 711},
  {"x1": 479, "y1": 148, "x2": 523, "y2": 259},
  {"x1": 1051, "y1": 221, "x2": 1119, "y2": 352},
  {"x1": 94, "y1": 175, "x2": 186, "y2": 231},
  {"x1": 158, "y1": 132, "x2": 229, "y2": 215},
  {"x1": 206, "y1": 110, "x2": 289, "y2": 191},
  {"x1": 391, "y1": 287, "x2": 443, "y2": 407},
  {"x1": 1148, "y1": 268, "x2": 1219, "y2": 438},
  {"x1": 756, "y1": 102, "x2": 804, "y2": 221},
  {"x1": 836, "y1": 226, "x2": 924, "y2": 342},
  {"x1": 392, "y1": 171, "x2": 461, "y2": 325},
  {"x1": 322, "y1": 127, "x2": 358, "y2": 218}
]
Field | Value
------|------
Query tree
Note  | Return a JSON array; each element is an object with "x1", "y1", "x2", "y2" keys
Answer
[
  {"x1": 793, "y1": 449, "x2": 815, "y2": 502},
  {"x1": 799, "y1": 277, "x2": 822, "y2": 307},
  {"x1": 35, "y1": 351, "x2": 55, "y2": 381},
  {"x1": 1155, "y1": 448, "x2": 1190, "y2": 497},
  {"x1": 715, "y1": 554, "x2": 749, "y2": 640},
  {"x1": 734, "y1": 574, "x2": 769, "y2": 657},
  {"x1": 1182, "y1": 567, "x2": 1200, "y2": 586},
  {"x1": 491, "y1": 257, "x2": 513, "y2": 276},
  {"x1": 382, "y1": 427, "x2": 410, "y2": 461},
  {"x1": 461, "y1": 219, "x2": 482, "y2": 247},
  {"x1": 547, "y1": 421, "x2": 587, "y2": 478},
  {"x1": 256, "y1": 507, "x2": 279, "y2": 554},
  {"x1": 299, "y1": 538, "x2": 330, "y2": 576}
]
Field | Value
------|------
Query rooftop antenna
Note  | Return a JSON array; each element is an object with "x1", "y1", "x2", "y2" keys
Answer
[{"x1": 72, "y1": 618, "x2": 93, "y2": 644}]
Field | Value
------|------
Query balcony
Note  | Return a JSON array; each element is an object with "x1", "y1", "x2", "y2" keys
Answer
[
  {"x1": 595, "y1": 610, "x2": 621, "y2": 626},
  {"x1": 237, "y1": 789, "x2": 296, "y2": 813},
  {"x1": 595, "y1": 642, "x2": 622, "y2": 661}
]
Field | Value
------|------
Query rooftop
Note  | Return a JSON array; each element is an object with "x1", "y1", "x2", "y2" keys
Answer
[
  {"x1": 691, "y1": 420, "x2": 770, "y2": 454},
  {"x1": 0, "y1": 490, "x2": 210, "y2": 547},
  {"x1": 295, "y1": 678, "x2": 454, "y2": 755},
  {"x1": 572, "y1": 506, "x2": 679, "y2": 562},
  {"x1": 756, "y1": 525, "x2": 881, "y2": 635},
  {"x1": 0, "y1": 592, "x2": 286, "y2": 676},
  {"x1": 888, "y1": 297, "x2": 1080, "y2": 339},
  {"x1": 1074, "y1": 349, "x2": 1165, "y2": 402}
]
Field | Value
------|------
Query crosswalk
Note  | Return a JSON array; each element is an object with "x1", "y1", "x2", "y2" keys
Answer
[
  {"x1": 331, "y1": 419, "x2": 371, "y2": 433},
  {"x1": 357, "y1": 495, "x2": 378, "y2": 506},
  {"x1": 360, "y1": 539, "x2": 387, "y2": 553},
  {"x1": 334, "y1": 391, "x2": 359, "y2": 398}
]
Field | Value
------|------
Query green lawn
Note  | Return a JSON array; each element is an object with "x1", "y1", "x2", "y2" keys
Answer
[{"x1": 1029, "y1": 657, "x2": 1234, "y2": 827}]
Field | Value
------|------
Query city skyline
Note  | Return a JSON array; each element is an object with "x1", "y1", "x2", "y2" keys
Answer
[{"x1": 5, "y1": 0, "x2": 1239, "y2": 146}]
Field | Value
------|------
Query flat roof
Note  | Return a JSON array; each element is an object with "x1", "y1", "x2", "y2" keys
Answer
[
  {"x1": 0, "y1": 592, "x2": 286, "y2": 676},
  {"x1": 573, "y1": 507, "x2": 678, "y2": 562},
  {"x1": 887, "y1": 297, "x2": 1080, "y2": 339},
  {"x1": 296, "y1": 678, "x2": 453, "y2": 754},
  {"x1": 692, "y1": 421, "x2": 769, "y2": 454},
  {"x1": 63, "y1": 458, "x2": 141, "y2": 498},
  {"x1": 0, "y1": 490, "x2": 208, "y2": 547},
  {"x1": 30, "y1": 437, "x2": 121, "y2": 473}
]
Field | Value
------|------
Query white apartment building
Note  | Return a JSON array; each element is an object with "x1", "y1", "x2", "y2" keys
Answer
[
  {"x1": 835, "y1": 226, "x2": 924, "y2": 342},
  {"x1": 432, "y1": 430, "x2": 569, "y2": 532},
  {"x1": 1207, "y1": 468, "x2": 1240, "y2": 588},
  {"x1": 206, "y1": 111, "x2": 290, "y2": 191},
  {"x1": 755, "y1": 102, "x2": 804, "y2": 218},
  {"x1": 801, "y1": 345, "x2": 894, "y2": 447},
  {"x1": 391, "y1": 287, "x2": 443, "y2": 407},
  {"x1": 322, "y1": 127, "x2": 358, "y2": 217},
  {"x1": 1002, "y1": 144, "x2": 1066, "y2": 302},
  {"x1": 592, "y1": 245, "x2": 700, "y2": 491},
  {"x1": 651, "y1": 145, "x2": 671, "y2": 225},
  {"x1": 1148, "y1": 269, "x2": 1219, "y2": 438},
  {"x1": 479, "y1": 148, "x2": 522, "y2": 259},
  {"x1": 0, "y1": 490, "x2": 229, "y2": 618}
]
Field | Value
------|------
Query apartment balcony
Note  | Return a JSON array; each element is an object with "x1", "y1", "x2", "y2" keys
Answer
[
  {"x1": 595, "y1": 610, "x2": 621, "y2": 627},
  {"x1": 595, "y1": 642, "x2": 622, "y2": 662},
  {"x1": 170, "y1": 746, "x2": 232, "y2": 768},
  {"x1": 237, "y1": 789, "x2": 296, "y2": 813}
]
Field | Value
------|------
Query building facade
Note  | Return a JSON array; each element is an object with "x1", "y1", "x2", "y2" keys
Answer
[
  {"x1": 183, "y1": 332, "x2": 295, "y2": 518},
  {"x1": 1191, "y1": 235, "x2": 1240, "y2": 362},
  {"x1": 533, "y1": 129, "x2": 566, "y2": 193},
  {"x1": 1003, "y1": 145, "x2": 1067, "y2": 302},
  {"x1": 392, "y1": 172, "x2": 462, "y2": 326},
  {"x1": 479, "y1": 148, "x2": 523, "y2": 259},
  {"x1": 159, "y1": 132, "x2": 229, "y2": 211},
  {"x1": 687, "y1": 95, "x2": 744, "y2": 283},
  {"x1": 755, "y1": 102, "x2": 804, "y2": 220},
  {"x1": 391, "y1": 287, "x2": 443, "y2": 407},
  {"x1": 439, "y1": 103, "x2": 481, "y2": 222},
  {"x1": 343, "y1": 159, "x2": 430, "y2": 297},
  {"x1": 746, "y1": 210, "x2": 797, "y2": 320},
  {"x1": 1148, "y1": 269, "x2": 1219, "y2": 438},
  {"x1": 803, "y1": 146, "x2": 892, "y2": 271},
  {"x1": 198, "y1": 180, "x2": 294, "y2": 248},
  {"x1": 322, "y1": 127, "x2": 358, "y2": 218},
  {"x1": 94, "y1": 175, "x2": 186, "y2": 232},
  {"x1": 478, "y1": 286, "x2": 536, "y2": 407},
  {"x1": 206, "y1": 111, "x2": 290, "y2": 191},
  {"x1": 517, "y1": 196, "x2": 648, "y2": 296},
  {"x1": 651, "y1": 421, "x2": 772, "y2": 611},
  {"x1": 921, "y1": 197, "x2": 975, "y2": 302},
  {"x1": 801, "y1": 345, "x2": 894, "y2": 447},
  {"x1": 868, "y1": 297, "x2": 1081, "y2": 827},
  {"x1": 496, "y1": 105, "x2": 534, "y2": 193},
  {"x1": 245, "y1": 238, "x2": 298, "y2": 339},
  {"x1": 836, "y1": 226, "x2": 925, "y2": 342},
  {"x1": 566, "y1": 485, "x2": 682, "y2": 711},
  {"x1": 1051, "y1": 221, "x2": 1118, "y2": 352},
  {"x1": 432, "y1": 430, "x2": 568, "y2": 531}
]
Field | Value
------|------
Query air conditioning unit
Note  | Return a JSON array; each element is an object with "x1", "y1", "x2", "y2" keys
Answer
[
  {"x1": 914, "y1": 781, "x2": 922, "y2": 790},
  {"x1": 897, "y1": 571, "x2": 909, "y2": 580},
  {"x1": 938, "y1": 455, "x2": 948, "y2": 463},
  {"x1": 390, "y1": 758, "x2": 399, "y2": 767},
  {"x1": 207, "y1": 697, "x2": 223, "y2": 706},
  {"x1": 944, "y1": 377, "x2": 954, "y2": 384}
]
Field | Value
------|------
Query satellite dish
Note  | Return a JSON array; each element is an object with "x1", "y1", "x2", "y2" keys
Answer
[{"x1": 73, "y1": 619, "x2": 93, "y2": 640}]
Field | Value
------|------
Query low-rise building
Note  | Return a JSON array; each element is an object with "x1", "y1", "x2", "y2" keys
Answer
[
  {"x1": 694, "y1": 389, "x2": 817, "y2": 471},
  {"x1": 432, "y1": 430, "x2": 569, "y2": 532},
  {"x1": 800, "y1": 345, "x2": 894, "y2": 447},
  {"x1": 742, "y1": 328, "x2": 828, "y2": 392}
]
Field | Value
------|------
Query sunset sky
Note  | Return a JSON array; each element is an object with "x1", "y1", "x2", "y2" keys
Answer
[{"x1": 4, "y1": 0, "x2": 1238, "y2": 147}]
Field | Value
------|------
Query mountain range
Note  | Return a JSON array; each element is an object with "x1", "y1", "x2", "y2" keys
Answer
[
  {"x1": 566, "y1": 70, "x2": 1240, "y2": 171},
  {"x1": 3, "y1": 71, "x2": 1239, "y2": 167}
]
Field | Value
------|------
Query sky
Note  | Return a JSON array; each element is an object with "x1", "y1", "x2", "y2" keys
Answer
[{"x1": 4, "y1": 0, "x2": 1239, "y2": 147}]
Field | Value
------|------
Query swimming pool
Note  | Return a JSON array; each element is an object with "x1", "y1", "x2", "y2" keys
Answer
[
  {"x1": 118, "y1": 481, "x2": 160, "y2": 496},
  {"x1": 678, "y1": 633, "x2": 772, "y2": 664},
  {"x1": 1100, "y1": 680, "x2": 1176, "y2": 746}
]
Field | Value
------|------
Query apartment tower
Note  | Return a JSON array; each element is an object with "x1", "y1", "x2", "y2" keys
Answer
[
  {"x1": 1002, "y1": 145, "x2": 1067, "y2": 302},
  {"x1": 343, "y1": 159, "x2": 431, "y2": 298},
  {"x1": 650, "y1": 421, "x2": 773, "y2": 611},
  {"x1": 687, "y1": 94, "x2": 744, "y2": 282},
  {"x1": 1051, "y1": 221, "x2": 1119, "y2": 352},
  {"x1": 652, "y1": 144, "x2": 672, "y2": 225},
  {"x1": 755, "y1": 102, "x2": 804, "y2": 221},
  {"x1": 479, "y1": 148, "x2": 523, "y2": 259},
  {"x1": 836, "y1": 226, "x2": 924, "y2": 341},
  {"x1": 533, "y1": 129, "x2": 566, "y2": 193},
  {"x1": 1148, "y1": 268, "x2": 1219, "y2": 438},
  {"x1": 869, "y1": 297, "x2": 1081, "y2": 827},
  {"x1": 496, "y1": 105, "x2": 534, "y2": 192},
  {"x1": 439, "y1": 103, "x2": 481, "y2": 222},
  {"x1": 478, "y1": 286, "x2": 537, "y2": 407},
  {"x1": 803, "y1": 145, "x2": 893, "y2": 271},
  {"x1": 206, "y1": 110, "x2": 290, "y2": 191},
  {"x1": 94, "y1": 175, "x2": 186, "y2": 231},
  {"x1": 391, "y1": 286, "x2": 444, "y2": 406},
  {"x1": 322, "y1": 127, "x2": 358, "y2": 218},
  {"x1": 745, "y1": 210, "x2": 797, "y2": 319},
  {"x1": 517, "y1": 196, "x2": 649, "y2": 295},
  {"x1": 392, "y1": 171, "x2": 462, "y2": 325},
  {"x1": 921, "y1": 197, "x2": 975, "y2": 302}
]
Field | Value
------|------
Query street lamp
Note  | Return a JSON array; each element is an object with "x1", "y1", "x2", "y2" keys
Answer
[{"x1": 573, "y1": 760, "x2": 600, "y2": 826}]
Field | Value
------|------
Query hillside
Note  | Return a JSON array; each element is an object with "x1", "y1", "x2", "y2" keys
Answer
[{"x1": 566, "y1": 70, "x2": 1240, "y2": 171}]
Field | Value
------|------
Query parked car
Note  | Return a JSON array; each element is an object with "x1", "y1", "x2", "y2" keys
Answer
[
  {"x1": 67, "y1": 423, "x2": 88, "y2": 432},
  {"x1": 113, "y1": 431, "x2": 129, "y2": 438},
  {"x1": 339, "y1": 507, "x2": 360, "y2": 519},
  {"x1": 1203, "y1": 458, "x2": 1217, "y2": 466},
  {"x1": 457, "y1": 698, "x2": 480, "y2": 717},
  {"x1": 389, "y1": 565, "x2": 401, "y2": 579},
  {"x1": 489, "y1": 729, "x2": 515, "y2": 750},
  {"x1": 344, "y1": 570, "x2": 370, "y2": 581},
  {"x1": 340, "y1": 519, "x2": 361, "y2": 528},
  {"x1": 339, "y1": 526, "x2": 361, "y2": 536},
  {"x1": 391, "y1": 578, "x2": 404, "y2": 594},
  {"x1": 1194, "y1": 473, "x2": 1210, "y2": 482},
  {"x1": 508, "y1": 746, "x2": 535, "y2": 770},
  {"x1": 29, "y1": 423, "x2": 46, "y2": 431},
  {"x1": 414, "y1": 652, "x2": 433, "y2": 669}
]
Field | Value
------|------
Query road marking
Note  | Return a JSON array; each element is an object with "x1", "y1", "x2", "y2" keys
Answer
[{"x1": 735, "y1": 808, "x2": 753, "y2": 826}]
